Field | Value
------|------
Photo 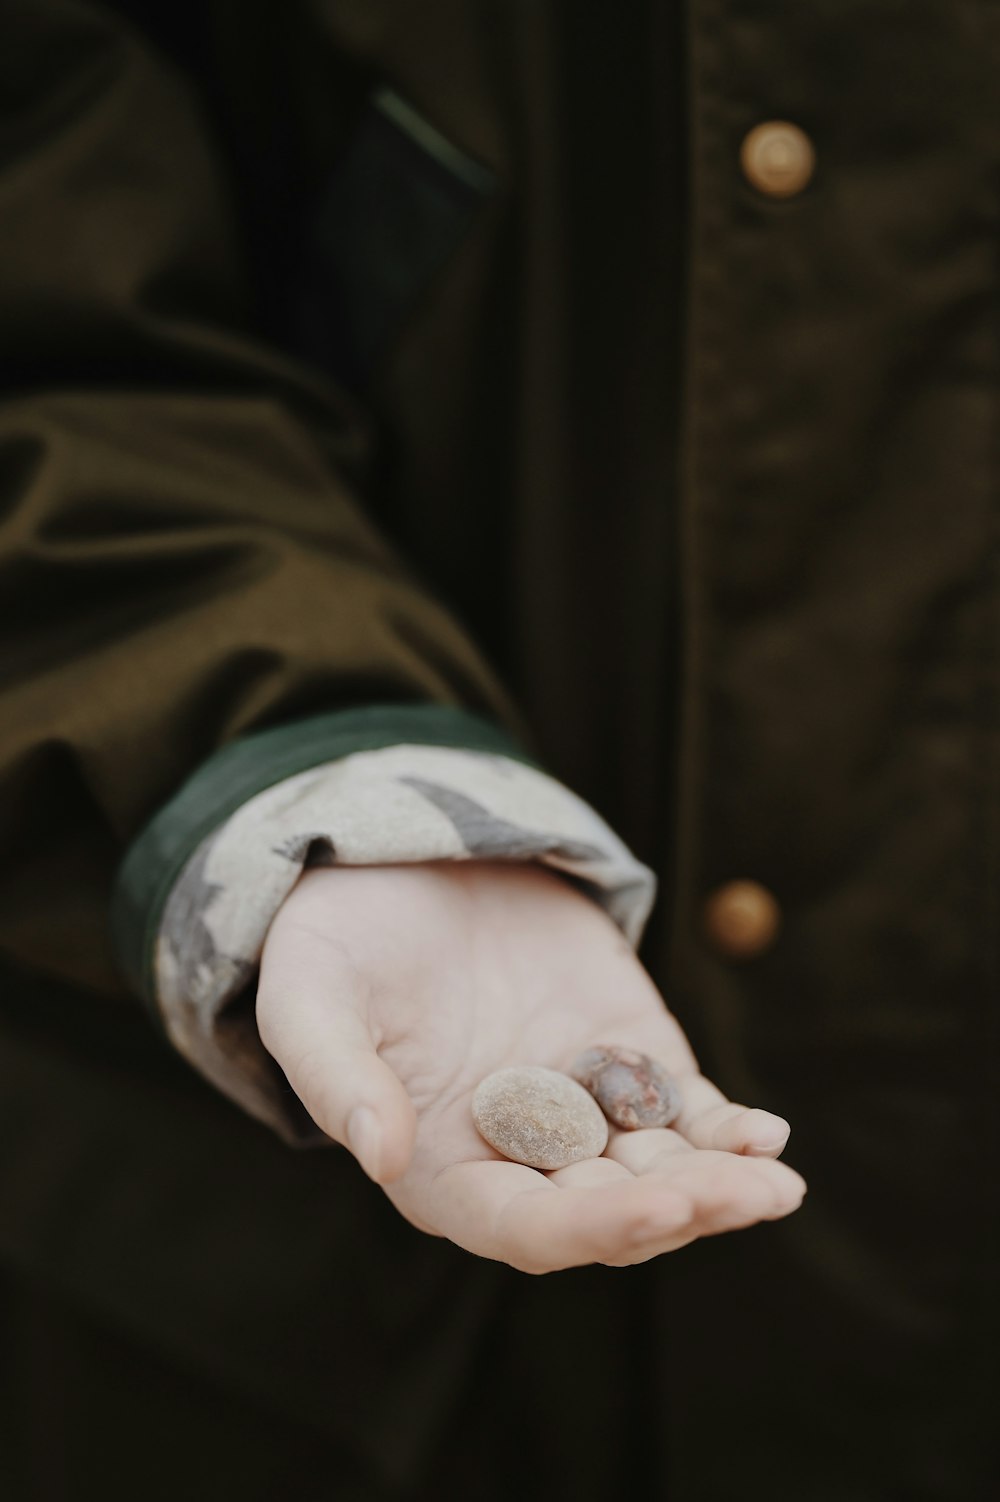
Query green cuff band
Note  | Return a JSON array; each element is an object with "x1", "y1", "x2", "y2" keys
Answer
[{"x1": 111, "y1": 702, "x2": 539, "y2": 1008}]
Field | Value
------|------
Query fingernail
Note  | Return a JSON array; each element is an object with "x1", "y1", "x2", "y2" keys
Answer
[
  {"x1": 744, "y1": 1134, "x2": 790, "y2": 1157},
  {"x1": 346, "y1": 1105, "x2": 382, "y2": 1181},
  {"x1": 746, "y1": 1114, "x2": 791, "y2": 1154}
]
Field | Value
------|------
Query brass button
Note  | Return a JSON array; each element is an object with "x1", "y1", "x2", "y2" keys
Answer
[
  {"x1": 704, "y1": 880, "x2": 782, "y2": 960},
  {"x1": 740, "y1": 120, "x2": 815, "y2": 198}
]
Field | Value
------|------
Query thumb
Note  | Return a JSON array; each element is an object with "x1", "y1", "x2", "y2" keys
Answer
[{"x1": 256, "y1": 940, "x2": 417, "y2": 1185}]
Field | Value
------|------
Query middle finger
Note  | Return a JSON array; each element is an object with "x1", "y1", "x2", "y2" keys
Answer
[{"x1": 604, "y1": 1126, "x2": 695, "y2": 1175}]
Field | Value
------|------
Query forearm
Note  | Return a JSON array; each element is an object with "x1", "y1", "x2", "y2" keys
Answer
[{"x1": 0, "y1": 2, "x2": 527, "y2": 993}]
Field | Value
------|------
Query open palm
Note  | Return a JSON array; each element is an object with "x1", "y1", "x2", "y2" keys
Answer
[{"x1": 257, "y1": 861, "x2": 806, "y2": 1273}]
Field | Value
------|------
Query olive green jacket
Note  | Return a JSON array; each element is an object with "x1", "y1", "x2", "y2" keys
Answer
[{"x1": 0, "y1": 3, "x2": 995, "y2": 1499}]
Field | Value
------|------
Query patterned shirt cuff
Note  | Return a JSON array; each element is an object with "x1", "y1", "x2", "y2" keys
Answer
[{"x1": 155, "y1": 744, "x2": 657, "y2": 1143}]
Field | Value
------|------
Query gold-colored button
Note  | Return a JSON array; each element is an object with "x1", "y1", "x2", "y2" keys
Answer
[
  {"x1": 704, "y1": 880, "x2": 782, "y2": 960},
  {"x1": 740, "y1": 120, "x2": 815, "y2": 198}
]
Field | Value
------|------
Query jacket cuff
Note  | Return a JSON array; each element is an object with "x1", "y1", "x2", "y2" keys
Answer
[
  {"x1": 111, "y1": 702, "x2": 540, "y2": 1006},
  {"x1": 112, "y1": 712, "x2": 657, "y2": 1145}
]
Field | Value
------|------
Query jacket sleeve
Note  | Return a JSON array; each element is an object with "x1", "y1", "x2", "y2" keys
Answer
[
  {"x1": 120, "y1": 727, "x2": 656, "y2": 1143},
  {"x1": 0, "y1": 1, "x2": 535, "y2": 1000}
]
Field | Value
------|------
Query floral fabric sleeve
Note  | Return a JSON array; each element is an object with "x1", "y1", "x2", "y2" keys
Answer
[{"x1": 154, "y1": 744, "x2": 657, "y2": 1143}]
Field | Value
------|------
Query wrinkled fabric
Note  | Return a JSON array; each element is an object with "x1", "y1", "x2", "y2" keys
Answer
[{"x1": 0, "y1": 2, "x2": 997, "y2": 1499}]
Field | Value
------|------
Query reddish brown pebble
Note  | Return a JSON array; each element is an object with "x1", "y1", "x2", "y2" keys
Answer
[
  {"x1": 472, "y1": 1066, "x2": 609, "y2": 1170},
  {"x1": 571, "y1": 1046, "x2": 682, "y2": 1131}
]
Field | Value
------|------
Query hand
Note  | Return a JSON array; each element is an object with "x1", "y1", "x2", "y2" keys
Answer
[{"x1": 257, "y1": 861, "x2": 806, "y2": 1273}]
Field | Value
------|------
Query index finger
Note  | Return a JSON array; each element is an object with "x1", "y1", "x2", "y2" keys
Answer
[{"x1": 670, "y1": 1069, "x2": 792, "y2": 1157}]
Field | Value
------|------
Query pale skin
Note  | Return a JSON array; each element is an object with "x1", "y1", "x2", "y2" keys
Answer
[{"x1": 257, "y1": 861, "x2": 806, "y2": 1274}]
